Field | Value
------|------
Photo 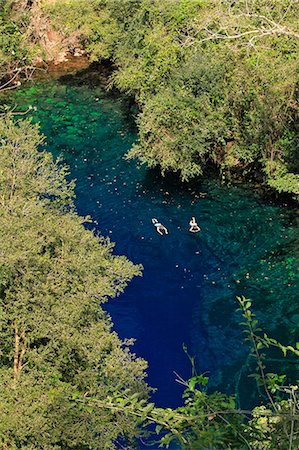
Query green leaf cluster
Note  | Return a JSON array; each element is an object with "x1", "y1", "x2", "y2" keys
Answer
[
  {"x1": 136, "y1": 297, "x2": 299, "y2": 449},
  {"x1": 0, "y1": 1, "x2": 37, "y2": 81}
]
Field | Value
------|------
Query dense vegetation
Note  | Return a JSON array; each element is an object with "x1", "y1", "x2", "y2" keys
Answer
[
  {"x1": 0, "y1": 0, "x2": 35, "y2": 84},
  {"x1": 44, "y1": 0, "x2": 299, "y2": 198},
  {"x1": 1, "y1": 0, "x2": 298, "y2": 197},
  {"x1": 0, "y1": 116, "x2": 148, "y2": 449}
]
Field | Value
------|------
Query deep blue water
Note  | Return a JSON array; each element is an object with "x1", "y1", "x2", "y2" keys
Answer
[{"x1": 2, "y1": 65, "x2": 298, "y2": 409}]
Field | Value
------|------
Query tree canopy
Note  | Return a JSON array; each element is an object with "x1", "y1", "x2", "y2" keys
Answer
[
  {"x1": 0, "y1": 116, "x2": 148, "y2": 449},
  {"x1": 43, "y1": 0, "x2": 299, "y2": 197}
]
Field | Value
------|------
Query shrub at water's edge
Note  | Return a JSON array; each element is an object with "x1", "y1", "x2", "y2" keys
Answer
[{"x1": 0, "y1": 116, "x2": 147, "y2": 449}]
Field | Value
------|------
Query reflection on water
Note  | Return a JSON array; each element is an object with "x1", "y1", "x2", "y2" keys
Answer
[{"x1": 2, "y1": 66, "x2": 298, "y2": 408}]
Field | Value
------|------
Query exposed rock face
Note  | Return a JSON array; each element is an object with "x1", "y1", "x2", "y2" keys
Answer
[{"x1": 15, "y1": 0, "x2": 84, "y2": 65}]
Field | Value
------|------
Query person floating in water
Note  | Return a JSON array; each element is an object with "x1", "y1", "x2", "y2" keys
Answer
[
  {"x1": 189, "y1": 216, "x2": 201, "y2": 233},
  {"x1": 152, "y1": 218, "x2": 168, "y2": 235}
]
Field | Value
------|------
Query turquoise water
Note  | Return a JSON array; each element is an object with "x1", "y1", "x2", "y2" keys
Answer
[{"x1": 2, "y1": 65, "x2": 298, "y2": 409}]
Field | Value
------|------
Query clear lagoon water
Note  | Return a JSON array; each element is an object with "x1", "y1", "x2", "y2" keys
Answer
[{"x1": 2, "y1": 64, "x2": 298, "y2": 409}]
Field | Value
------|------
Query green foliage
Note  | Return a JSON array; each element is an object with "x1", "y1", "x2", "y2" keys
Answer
[
  {"x1": 127, "y1": 49, "x2": 231, "y2": 180},
  {"x1": 0, "y1": 116, "x2": 148, "y2": 449},
  {"x1": 72, "y1": 297, "x2": 299, "y2": 449},
  {"x1": 266, "y1": 160, "x2": 299, "y2": 197},
  {"x1": 0, "y1": 1, "x2": 36, "y2": 82},
  {"x1": 2, "y1": 0, "x2": 298, "y2": 195},
  {"x1": 44, "y1": 0, "x2": 299, "y2": 197},
  {"x1": 119, "y1": 297, "x2": 299, "y2": 449},
  {"x1": 43, "y1": 0, "x2": 121, "y2": 61},
  {"x1": 236, "y1": 296, "x2": 299, "y2": 449},
  {"x1": 151, "y1": 297, "x2": 299, "y2": 449}
]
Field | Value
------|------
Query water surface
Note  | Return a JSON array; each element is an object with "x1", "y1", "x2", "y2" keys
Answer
[{"x1": 2, "y1": 65, "x2": 298, "y2": 408}]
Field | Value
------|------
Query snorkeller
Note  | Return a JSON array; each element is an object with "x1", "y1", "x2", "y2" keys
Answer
[
  {"x1": 189, "y1": 216, "x2": 200, "y2": 233},
  {"x1": 152, "y1": 218, "x2": 168, "y2": 235}
]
